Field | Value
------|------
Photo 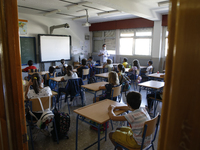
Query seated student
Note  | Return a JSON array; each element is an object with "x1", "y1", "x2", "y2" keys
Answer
[
  {"x1": 108, "y1": 91, "x2": 151, "y2": 149},
  {"x1": 103, "y1": 59, "x2": 113, "y2": 72},
  {"x1": 22, "y1": 60, "x2": 37, "y2": 72},
  {"x1": 56, "y1": 59, "x2": 68, "y2": 75},
  {"x1": 87, "y1": 56, "x2": 96, "y2": 67},
  {"x1": 122, "y1": 57, "x2": 128, "y2": 68},
  {"x1": 145, "y1": 60, "x2": 153, "y2": 75},
  {"x1": 77, "y1": 58, "x2": 88, "y2": 79},
  {"x1": 45, "y1": 66, "x2": 56, "y2": 86},
  {"x1": 98, "y1": 71, "x2": 119, "y2": 101},
  {"x1": 128, "y1": 59, "x2": 140, "y2": 78}
]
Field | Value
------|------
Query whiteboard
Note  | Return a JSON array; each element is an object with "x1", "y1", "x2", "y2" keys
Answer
[{"x1": 39, "y1": 35, "x2": 71, "y2": 62}]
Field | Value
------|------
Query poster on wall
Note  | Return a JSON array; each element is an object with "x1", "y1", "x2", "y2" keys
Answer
[{"x1": 18, "y1": 19, "x2": 28, "y2": 35}]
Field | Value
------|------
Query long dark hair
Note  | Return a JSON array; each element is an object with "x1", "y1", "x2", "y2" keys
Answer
[
  {"x1": 133, "y1": 59, "x2": 140, "y2": 70},
  {"x1": 118, "y1": 64, "x2": 125, "y2": 73},
  {"x1": 31, "y1": 73, "x2": 42, "y2": 94},
  {"x1": 66, "y1": 65, "x2": 73, "y2": 76}
]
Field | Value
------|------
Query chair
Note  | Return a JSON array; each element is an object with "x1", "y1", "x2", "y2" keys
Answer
[
  {"x1": 82, "y1": 68, "x2": 90, "y2": 84},
  {"x1": 111, "y1": 85, "x2": 122, "y2": 101},
  {"x1": 45, "y1": 72, "x2": 57, "y2": 86},
  {"x1": 25, "y1": 96, "x2": 59, "y2": 150},
  {"x1": 114, "y1": 113, "x2": 160, "y2": 150},
  {"x1": 58, "y1": 78, "x2": 84, "y2": 114}
]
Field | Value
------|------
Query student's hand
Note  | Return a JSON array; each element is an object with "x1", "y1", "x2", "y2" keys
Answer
[
  {"x1": 28, "y1": 79, "x2": 33, "y2": 86},
  {"x1": 61, "y1": 77, "x2": 65, "y2": 81}
]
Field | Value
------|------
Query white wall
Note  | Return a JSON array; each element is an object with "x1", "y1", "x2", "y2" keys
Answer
[{"x1": 19, "y1": 13, "x2": 90, "y2": 78}]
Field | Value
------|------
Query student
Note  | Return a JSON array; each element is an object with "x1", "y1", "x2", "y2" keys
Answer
[
  {"x1": 122, "y1": 57, "x2": 128, "y2": 68},
  {"x1": 45, "y1": 66, "x2": 56, "y2": 86},
  {"x1": 145, "y1": 60, "x2": 153, "y2": 75},
  {"x1": 87, "y1": 56, "x2": 95, "y2": 67},
  {"x1": 61, "y1": 65, "x2": 78, "y2": 81},
  {"x1": 103, "y1": 59, "x2": 113, "y2": 72},
  {"x1": 22, "y1": 60, "x2": 37, "y2": 72},
  {"x1": 98, "y1": 71, "x2": 119, "y2": 101},
  {"x1": 128, "y1": 59, "x2": 140, "y2": 78},
  {"x1": 117, "y1": 64, "x2": 125, "y2": 82},
  {"x1": 98, "y1": 44, "x2": 110, "y2": 64},
  {"x1": 56, "y1": 59, "x2": 68, "y2": 75},
  {"x1": 108, "y1": 91, "x2": 151, "y2": 149},
  {"x1": 77, "y1": 58, "x2": 88, "y2": 79}
]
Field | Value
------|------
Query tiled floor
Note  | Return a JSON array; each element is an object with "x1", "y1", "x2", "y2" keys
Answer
[{"x1": 28, "y1": 82, "x2": 162, "y2": 150}]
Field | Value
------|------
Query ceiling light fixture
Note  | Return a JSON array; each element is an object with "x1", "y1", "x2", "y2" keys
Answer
[
  {"x1": 97, "y1": 10, "x2": 121, "y2": 16},
  {"x1": 66, "y1": 1, "x2": 92, "y2": 10},
  {"x1": 158, "y1": 1, "x2": 169, "y2": 7},
  {"x1": 72, "y1": 15, "x2": 87, "y2": 20},
  {"x1": 43, "y1": 9, "x2": 60, "y2": 16},
  {"x1": 50, "y1": 23, "x2": 69, "y2": 34}
]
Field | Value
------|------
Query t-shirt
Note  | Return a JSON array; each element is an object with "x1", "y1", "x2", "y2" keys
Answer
[
  {"x1": 122, "y1": 62, "x2": 128, "y2": 68},
  {"x1": 27, "y1": 86, "x2": 52, "y2": 99},
  {"x1": 146, "y1": 65, "x2": 153, "y2": 75},
  {"x1": 87, "y1": 60, "x2": 96, "y2": 67},
  {"x1": 125, "y1": 108, "x2": 151, "y2": 146},
  {"x1": 59, "y1": 72, "x2": 78, "y2": 88},
  {"x1": 98, "y1": 49, "x2": 109, "y2": 63},
  {"x1": 105, "y1": 64, "x2": 113, "y2": 72},
  {"x1": 23, "y1": 66, "x2": 37, "y2": 72},
  {"x1": 131, "y1": 66, "x2": 139, "y2": 75}
]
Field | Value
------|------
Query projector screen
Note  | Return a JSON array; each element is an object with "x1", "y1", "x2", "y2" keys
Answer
[{"x1": 38, "y1": 34, "x2": 71, "y2": 62}]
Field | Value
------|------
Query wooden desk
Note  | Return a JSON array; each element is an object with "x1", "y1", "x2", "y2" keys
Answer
[
  {"x1": 125, "y1": 68, "x2": 130, "y2": 72},
  {"x1": 138, "y1": 80, "x2": 164, "y2": 117},
  {"x1": 28, "y1": 71, "x2": 49, "y2": 76},
  {"x1": 95, "y1": 66, "x2": 103, "y2": 69},
  {"x1": 95, "y1": 72, "x2": 109, "y2": 79},
  {"x1": 73, "y1": 69, "x2": 77, "y2": 72},
  {"x1": 49, "y1": 76, "x2": 64, "y2": 82},
  {"x1": 140, "y1": 66, "x2": 147, "y2": 69},
  {"x1": 81, "y1": 82, "x2": 108, "y2": 102},
  {"x1": 148, "y1": 73, "x2": 165, "y2": 79},
  {"x1": 74, "y1": 99, "x2": 126, "y2": 150}
]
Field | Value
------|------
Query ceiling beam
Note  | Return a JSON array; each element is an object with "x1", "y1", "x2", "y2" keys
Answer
[{"x1": 87, "y1": 0, "x2": 162, "y2": 21}]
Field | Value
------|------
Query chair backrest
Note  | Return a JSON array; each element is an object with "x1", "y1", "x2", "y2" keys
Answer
[
  {"x1": 149, "y1": 67, "x2": 153, "y2": 74},
  {"x1": 111, "y1": 85, "x2": 122, "y2": 98},
  {"x1": 82, "y1": 68, "x2": 90, "y2": 76},
  {"x1": 28, "y1": 68, "x2": 39, "y2": 73},
  {"x1": 29, "y1": 96, "x2": 53, "y2": 112}
]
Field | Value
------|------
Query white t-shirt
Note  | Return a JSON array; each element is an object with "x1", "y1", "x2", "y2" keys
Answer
[
  {"x1": 58, "y1": 63, "x2": 68, "y2": 68},
  {"x1": 59, "y1": 72, "x2": 78, "y2": 88},
  {"x1": 98, "y1": 49, "x2": 109, "y2": 63},
  {"x1": 27, "y1": 86, "x2": 52, "y2": 99},
  {"x1": 105, "y1": 64, "x2": 113, "y2": 72},
  {"x1": 146, "y1": 65, "x2": 153, "y2": 75}
]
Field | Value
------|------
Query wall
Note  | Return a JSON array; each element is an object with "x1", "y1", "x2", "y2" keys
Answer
[
  {"x1": 92, "y1": 20, "x2": 164, "y2": 72},
  {"x1": 18, "y1": 13, "x2": 90, "y2": 78}
]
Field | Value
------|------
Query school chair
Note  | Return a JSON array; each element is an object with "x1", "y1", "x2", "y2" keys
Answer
[
  {"x1": 25, "y1": 96, "x2": 59, "y2": 150},
  {"x1": 114, "y1": 113, "x2": 160, "y2": 150},
  {"x1": 58, "y1": 78, "x2": 84, "y2": 114},
  {"x1": 82, "y1": 68, "x2": 90, "y2": 84},
  {"x1": 45, "y1": 72, "x2": 57, "y2": 86},
  {"x1": 111, "y1": 85, "x2": 122, "y2": 101}
]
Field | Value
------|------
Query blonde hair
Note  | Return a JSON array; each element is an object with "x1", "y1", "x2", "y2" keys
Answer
[
  {"x1": 108, "y1": 71, "x2": 119, "y2": 85},
  {"x1": 107, "y1": 59, "x2": 112, "y2": 64}
]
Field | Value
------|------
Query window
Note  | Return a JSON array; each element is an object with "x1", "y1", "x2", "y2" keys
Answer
[
  {"x1": 165, "y1": 30, "x2": 168, "y2": 56},
  {"x1": 93, "y1": 30, "x2": 116, "y2": 54},
  {"x1": 119, "y1": 28, "x2": 153, "y2": 55}
]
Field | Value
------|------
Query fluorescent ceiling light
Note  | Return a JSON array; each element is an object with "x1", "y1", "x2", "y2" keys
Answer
[
  {"x1": 97, "y1": 10, "x2": 121, "y2": 16},
  {"x1": 66, "y1": 1, "x2": 92, "y2": 10},
  {"x1": 43, "y1": 9, "x2": 60, "y2": 16},
  {"x1": 158, "y1": 1, "x2": 169, "y2": 7},
  {"x1": 72, "y1": 15, "x2": 87, "y2": 20}
]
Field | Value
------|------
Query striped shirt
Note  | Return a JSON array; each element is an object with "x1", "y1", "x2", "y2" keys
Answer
[{"x1": 125, "y1": 108, "x2": 151, "y2": 146}]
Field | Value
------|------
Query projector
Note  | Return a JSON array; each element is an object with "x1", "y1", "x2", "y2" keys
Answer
[{"x1": 82, "y1": 22, "x2": 91, "y2": 27}]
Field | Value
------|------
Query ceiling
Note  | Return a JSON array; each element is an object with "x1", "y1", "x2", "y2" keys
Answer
[{"x1": 17, "y1": 0, "x2": 169, "y2": 23}]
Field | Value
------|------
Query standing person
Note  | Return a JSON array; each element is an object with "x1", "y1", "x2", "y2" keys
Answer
[
  {"x1": 108, "y1": 91, "x2": 151, "y2": 149},
  {"x1": 22, "y1": 60, "x2": 37, "y2": 72},
  {"x1": 98, "y1": 44, "x2": 110, "y2": 65}
]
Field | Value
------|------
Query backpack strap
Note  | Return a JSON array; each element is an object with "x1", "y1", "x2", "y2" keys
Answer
[{"x1": 37, "y1": 97, "x2": 44, "y2": 112}]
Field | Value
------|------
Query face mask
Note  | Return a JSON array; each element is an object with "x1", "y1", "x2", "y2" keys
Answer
[{"x1": 103, "y1": 47, "x2": 106, "y2": 50}]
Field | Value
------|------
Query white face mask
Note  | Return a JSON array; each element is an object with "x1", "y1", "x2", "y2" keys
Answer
[{"x1": 103, "y1": 47, "x2": 106, "y2": 50}]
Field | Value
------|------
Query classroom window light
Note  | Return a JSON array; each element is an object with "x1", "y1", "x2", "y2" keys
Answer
[
  {"x1": 120, "y1": 33, "x2": 134, "y2": 37},
  {"x1": 136, "y1": 31, "x2": 152, "y2": 36},
  {"x1": 119, "y1": 38, "x2": 133, "y2": 55},
  {"x1": 165, "y1": 38, "x2": 168, "y2": 56},
  {"x1": 135, "y1": 39, "x2": 151, "y2": 55}
]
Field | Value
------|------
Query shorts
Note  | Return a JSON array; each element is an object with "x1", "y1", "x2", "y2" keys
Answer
[{"x1": 112, "y1": 126, "x2": 141, "y2": 149}]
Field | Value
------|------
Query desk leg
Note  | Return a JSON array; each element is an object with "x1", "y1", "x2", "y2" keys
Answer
[
  {"x1": 105, "y1": 122, "x2": 107, "y2": 141},
  {"x1": 97, "y1": 124, "x2": 101, "y2": 150},
  {"x1": 153, "y1": 91, "x2": 157, "y2": 117},
  {"x1": 94, "y1": 91, "x2": 97, "y2": 103},
  {"x1": 76, "y1": 114, "x2": 79, "y2": 150}
]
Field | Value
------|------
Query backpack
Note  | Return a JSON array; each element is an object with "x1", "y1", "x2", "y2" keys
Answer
[
  {"x1": 88, "y1": 76, "x2": 96, "y2": 84},
  {"x1": 120, "y1": 74, "x2": 131, "y2": 92},
  {"x1": 89, "y1": 120, "x2": 109, "y2": 133},
  {"x1": 51, "y1": 108, "x2": 70, "y2": 141}
]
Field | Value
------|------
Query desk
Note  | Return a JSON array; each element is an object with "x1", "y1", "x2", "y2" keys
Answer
[
  {"x1": 112, "y1": 63, "x2": 120, "y2": 66},
  {"x1": 73, "y1": 69, "x2": 77, "y2": 72},
  {"x1": 148, "y1": 73, "x2": 165, "y2": 80},
  {"x1": 74, "y1": 99, "x2": 126, "y2": 150},
  {"x1": 95, "y1": 73, "x2": 109, "y2": 81},
  {"x1": 125, "y1": 68, "x2": 130, "y2": 72},
  {"x1": 28, "y1": 71, "x2": 49, "y2": 76},
  {"x1": 138, "y1": 80, "x2": 164, "y2": 117},
  {"x1": 140, "y1": 66, "x2": 147, "y2": 69},
  {"x1": 81, "y1": 81, "x2": 108, "y2": 102},
  {"x1": 95, "y1": 66, "x2": 104, "y2": 74}
]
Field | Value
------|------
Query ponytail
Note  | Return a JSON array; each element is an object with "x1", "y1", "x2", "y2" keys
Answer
[
  {"x1": 31, "y1": 73, "x2": 42, "y2": 94},
  {"x1": 66, "y1": 65, "x2": 73, "y2": 77}
]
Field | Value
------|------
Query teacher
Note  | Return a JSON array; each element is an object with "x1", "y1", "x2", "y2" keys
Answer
[{"x1": 98, "y1": 44, "x2": 110, "y2": 64}]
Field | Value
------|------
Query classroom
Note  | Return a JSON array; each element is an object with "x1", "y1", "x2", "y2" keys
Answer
[{"x1": 0, "y1": 0, "x2": 199, "y2": 150}]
